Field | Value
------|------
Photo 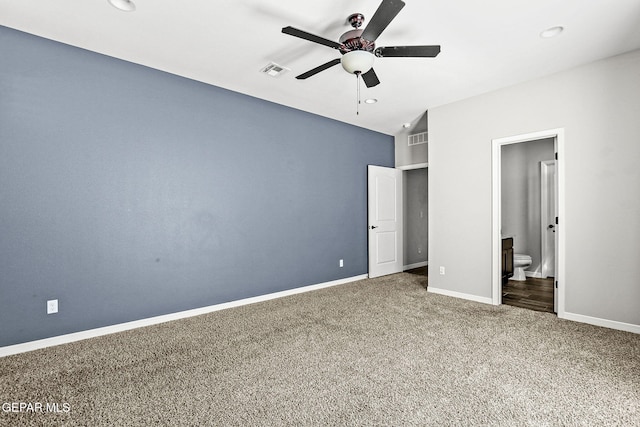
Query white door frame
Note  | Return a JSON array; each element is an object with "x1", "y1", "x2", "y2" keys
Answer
[{"x1": 491, "y1": 128, "x2": 566, "y2": 318}]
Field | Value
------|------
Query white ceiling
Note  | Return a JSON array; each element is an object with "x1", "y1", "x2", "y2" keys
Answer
[{"x1": 2, "y1": 0, "x2": 640, "y2": 135}]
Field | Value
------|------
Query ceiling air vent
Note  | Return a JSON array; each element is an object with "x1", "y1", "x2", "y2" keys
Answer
[
  {"x1": 260, "y1": 62, "x2": 290, "y2": 78},
  {"x1": 408, "y1": 131, "x2": 428, "y2": 146}
]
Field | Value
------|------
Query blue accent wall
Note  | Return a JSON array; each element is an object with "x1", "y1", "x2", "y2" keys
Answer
[{"x1": 0, "y1": 26, "x2": 394, "y2": 347}]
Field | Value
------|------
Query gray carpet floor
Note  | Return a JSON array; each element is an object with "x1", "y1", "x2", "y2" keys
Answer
[{"x1": 1, "y1": 272, "x2": 639, "y2": 426}]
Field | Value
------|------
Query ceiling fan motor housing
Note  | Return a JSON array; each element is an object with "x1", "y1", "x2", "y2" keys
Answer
[{"x1": 339, "y1": 29, "x2": 375, "y2": 54}]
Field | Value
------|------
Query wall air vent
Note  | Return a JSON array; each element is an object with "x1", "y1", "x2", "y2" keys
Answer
[
  {"x1": 408, "y1": 131, "x2": 428, "y2": 146},
  {"x1": 260, "y1": 62, "x2": 290, "y2": 78}
]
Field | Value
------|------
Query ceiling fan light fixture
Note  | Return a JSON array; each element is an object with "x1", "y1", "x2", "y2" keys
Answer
[
  {"x1": 341, "y1": 51, "x2": 374, "y2": 74},
  {"x1": 108, "y1": 0, "x2": 136, "y2": 12}
]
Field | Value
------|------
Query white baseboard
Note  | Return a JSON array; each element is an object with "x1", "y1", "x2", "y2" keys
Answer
[
  {"x1": 404, "y1": 261, "x2": 428, "y2": 271},
  {"x1": 561, "y1": 312, "x2": 640, "y2": 334},
  {"x1": 0, "y1": 274, "x2": 368, "y2": 358},
  {"x1": 427, "y1": 286, "x2": 493, "y2": 305}
]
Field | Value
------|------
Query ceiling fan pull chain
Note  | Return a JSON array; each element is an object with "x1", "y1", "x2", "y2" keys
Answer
[{"x1": 356, "y1": 72, "x2": 361, "y2": 115}]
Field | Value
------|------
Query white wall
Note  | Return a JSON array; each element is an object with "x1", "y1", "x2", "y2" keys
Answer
[{"x1": 429, "y1": 49, "x2": 640, "y2": 327}]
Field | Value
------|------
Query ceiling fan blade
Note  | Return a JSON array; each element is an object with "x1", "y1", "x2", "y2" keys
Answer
[
  {"x1": 361, "y1": 0, "x2": 406, "y2": 42},
  {"x1": 361, "y1": 68, "x2": 380, "y2": 88},
  {"x1": 375, "y1": 45, "x2": 441, "y2": 58},
  {"x1": 296, "y1": 58, "x2": 342, "y2": 80},
  {"x1": 282, "y1": 26, "x2": 341, "y2": 50}
]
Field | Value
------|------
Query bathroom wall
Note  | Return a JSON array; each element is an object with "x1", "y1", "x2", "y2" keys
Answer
[{"x1": 501, "y1": 138, "x2": 555, "y2": 275}]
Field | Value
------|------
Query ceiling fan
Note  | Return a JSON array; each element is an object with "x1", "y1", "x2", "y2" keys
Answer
[{"x1": 281, "y1": 0, "x2": 441, "y2": 88}]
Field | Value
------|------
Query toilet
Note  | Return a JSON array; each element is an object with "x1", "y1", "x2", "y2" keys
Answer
[{"x1": 512, "y1": 254, "x2": 532, "y2": 281}]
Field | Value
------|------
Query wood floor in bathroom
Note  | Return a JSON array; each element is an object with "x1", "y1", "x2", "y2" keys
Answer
[
  {"x1": 405, "y1": 266, "x2": 554, "y2": 314},
  {"x1": 502, "y1": 277, "x2": 555, "y2": 313}
]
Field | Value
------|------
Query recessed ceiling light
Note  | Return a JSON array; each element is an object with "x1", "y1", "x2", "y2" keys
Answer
[
  {"x1": 364, "y1": 98, "x2": 377, "y2": 104},
  {"x1": 108, "y1": 0, "x2": 136, "y2": 12},
  {"x1": 540, "y1": 26, "x2": 564, "y2": 38}
]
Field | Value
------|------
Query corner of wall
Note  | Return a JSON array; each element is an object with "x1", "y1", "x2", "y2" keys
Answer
[{"x1": 395, "y1": 111, "x2": 428, "y2": 168}]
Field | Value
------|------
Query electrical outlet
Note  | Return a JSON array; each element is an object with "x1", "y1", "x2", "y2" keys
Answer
[
  {"x1": 339, "y1": 259, "x2": 344, "y2": 268},
  {"x1": 439, "y1": 266, "x2": 445, "y2": 275},
  {"x1": 47, "y1": 299, "x2": 58, "y2": 314},
  {"x1": 418, "y1": 247, "x2": 422, "y2": 254}
]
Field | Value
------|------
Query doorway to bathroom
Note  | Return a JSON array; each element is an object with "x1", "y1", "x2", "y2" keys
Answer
[{"x1": 491, "y1": 129, "x2": 565, "y2": 316}]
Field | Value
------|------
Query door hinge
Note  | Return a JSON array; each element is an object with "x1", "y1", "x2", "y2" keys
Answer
[
  {"x1": 555, "y1": 281, "x2": 558, "y2": 289},
  {"x1": 555, "y1": 217, "x2": 558, "y2": 225},
  {"x1": 555, "y1": 152, "x2": 558, "y2": 160}
]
